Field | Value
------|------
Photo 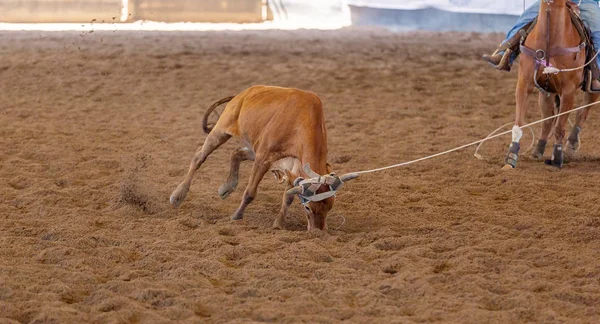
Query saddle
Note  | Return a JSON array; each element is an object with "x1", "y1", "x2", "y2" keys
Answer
[
  {"x1": 505, "y1": 3, "x2": 599, "y2": 93},
  {"x1": 566, "y1": 1, "x2": 599, "y2": 92}
]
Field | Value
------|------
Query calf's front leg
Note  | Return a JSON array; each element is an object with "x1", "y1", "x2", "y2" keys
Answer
[
  {"x1": 273, "y1": 185, "x2": 295, "y2": 229},
  {"x1": 231, "y1": 160, "x2": 270, "y2": 220}
]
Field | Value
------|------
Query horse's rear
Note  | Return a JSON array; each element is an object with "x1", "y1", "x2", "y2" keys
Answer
[{"x1": 505, "y1": 0, "x2": 598, "y2": 169}]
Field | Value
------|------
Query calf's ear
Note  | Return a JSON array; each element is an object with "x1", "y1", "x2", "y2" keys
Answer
[{"x1": 326, "y1": 163, "x2": 333, "y2": 174}]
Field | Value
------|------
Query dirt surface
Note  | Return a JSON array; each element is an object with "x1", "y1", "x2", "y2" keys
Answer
[{"x1": 1, "y1": 28, "x2": 600, "y2": 323}]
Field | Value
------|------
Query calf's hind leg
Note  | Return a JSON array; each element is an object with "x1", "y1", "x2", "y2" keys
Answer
[
  {"x1": 218, "y1": 147, "x2": 255, "y2": 199},
  {"x1": 170, "y1": 129, "x2": 231, "y2": 207}
]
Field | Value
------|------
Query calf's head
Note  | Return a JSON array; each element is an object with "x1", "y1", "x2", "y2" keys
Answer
[{"x1": 287, "y1": 164, "x2": 358, "y2": 231}]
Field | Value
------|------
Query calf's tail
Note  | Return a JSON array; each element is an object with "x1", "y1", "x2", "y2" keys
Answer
[{"x1": 202, "y1": 95, "x2": 235, "y2": 134}]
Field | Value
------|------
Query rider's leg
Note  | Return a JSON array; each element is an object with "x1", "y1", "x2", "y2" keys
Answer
[
  {"x1": 579, "y1": 0, "x2": 600, "y2": 89},
  {"x1": 483, "y1": 1, "x2": 540, "y2": 70}
]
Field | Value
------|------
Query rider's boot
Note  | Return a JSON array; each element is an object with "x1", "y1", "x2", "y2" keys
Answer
[
  {"x1": 482, "y1": 26, "x2": 530, "y2": 72},
  {"x1": 585, "y1": 53, "x2": 600, "y2": 92},
  {"x1": 592, "y1": 78, "x2": 600, "y2": 90},
  {"x1": 482, "y1": 49, "x2": 513, "y2": 71}
]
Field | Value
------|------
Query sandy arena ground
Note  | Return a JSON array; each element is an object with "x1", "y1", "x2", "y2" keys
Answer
[{"x1": 1, "y1": 28, "x2": 600, "y2": 323}]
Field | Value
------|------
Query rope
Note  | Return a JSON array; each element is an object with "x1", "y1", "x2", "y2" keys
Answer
[
  {"x1": 543, "y1": 50, "x2": 600, "y2": 74},
  {"x1": 334, "y1": 215, "x2": 346, "y2": 230},
  {"x1": 474, "y1": 122, "x2": 535, "y2": 160},
  {"x1": 474, "y1": 118, "x2": 578, "y2": 159},
  {"x1": 352, "y1": 99, "x2": 600, "y2": 175}
]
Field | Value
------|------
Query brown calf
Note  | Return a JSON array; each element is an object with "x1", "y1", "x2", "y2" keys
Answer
[{"x1": 169, "y1": 85, "x2": 356, "y2": 230}]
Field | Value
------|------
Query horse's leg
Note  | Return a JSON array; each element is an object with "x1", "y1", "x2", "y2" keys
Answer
[
  {"x1": 504, "y1": 76, "x2": 534, "y2": 169},
  {"x1": 546, "y1": 90, "x2": 576, "y2": 168},
  {"x1": 531, "y1": 92, "x2": 556, "y2": 160},
  {"x1": 567, "y1": 92, "x2": 598, "y2": 154}
]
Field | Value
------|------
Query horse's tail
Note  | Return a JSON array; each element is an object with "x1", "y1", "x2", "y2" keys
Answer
[{"x1": 202, "y1": 96, "x2": 235, "y2": 134}]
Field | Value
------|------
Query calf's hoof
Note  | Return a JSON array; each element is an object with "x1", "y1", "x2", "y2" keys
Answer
[
  {"x1": 218, "y1": 183, "x2": 235, "y2": 200},
  {"x1": 231, "y1": 212, "x2": 243, "y2": 221},
  {"x1": 169, "y1": 185, "x2": 189, "y2": 207}
]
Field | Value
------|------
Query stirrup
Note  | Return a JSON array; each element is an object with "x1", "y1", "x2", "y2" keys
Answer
[
  {"x1": 584, "y1": 70, "x2": 600, "y2": 93},
  {"x1": 487, "y1": 48, "x2": 512, "y2": 72}
]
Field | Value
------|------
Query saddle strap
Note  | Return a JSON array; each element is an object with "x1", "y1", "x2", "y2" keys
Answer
[
  {"x1": 550, "y1": 43, "x2": 586, "y2": 57},
  {"x1": 519, "y1": 44, "x2": 536, "y2": 59},
  {"x1": 567, "y1": 4, "x2": 587, "y2": 41},
  {"x1": 520, "y1": 43, "x2": 584, "y2": 60}
]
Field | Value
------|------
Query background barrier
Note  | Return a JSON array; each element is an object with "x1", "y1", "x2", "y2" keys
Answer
[{"x1": 0, "y1": 0, "x2": 268, "y2": 23}]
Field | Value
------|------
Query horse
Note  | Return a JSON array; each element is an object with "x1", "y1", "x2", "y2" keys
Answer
[{"x1": 504, "y1": 0, "x2": 599, "y2": 169}]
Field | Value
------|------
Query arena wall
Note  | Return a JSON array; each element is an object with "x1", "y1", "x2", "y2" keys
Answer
[
  {"x1": 348, "y1": 5, "x2": 519, "y2": 33},
  {"x1": 0, "y1": 0, "x2": 267, "y2": 23},
  {"x1": 130, "y1": 0, "x2": 266, "y2": 23},
  {"x1": 347, "y1": 0, "x2": 539, "y2": 33},
  {"x1": 0, "y1": 0, "x2": 123, "y2": 23}
]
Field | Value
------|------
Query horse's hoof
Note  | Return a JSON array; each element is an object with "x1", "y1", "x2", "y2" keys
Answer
[
  {"x1": 545, "y1": 144, "x2": 564, "y2": 168},
  {"x1": 504, "y1": 142, "x2": 520, "y2": 169},
  {"x1": 567, "y1": 140, "x2": 579, "y2": 152},
  {"x1": 502, "y1": 164, "x2": 514, "y2": 170},
  {"x1": 531, "y1": 139, "x2": 547, "y2": 160},
  {"x1": 544, "y1": 159, "x2": 562, "y2": 168},
  {"x1": 530, "y1": 151, "x2": 543, "y2": 160},
  {"x1": 564, "y1": 145, "x2": 577, "y2": 159},
  {"x1": 567, "y1": 126, "x2": 581, "y2": 151}
]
